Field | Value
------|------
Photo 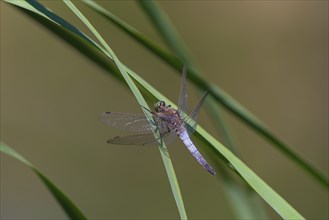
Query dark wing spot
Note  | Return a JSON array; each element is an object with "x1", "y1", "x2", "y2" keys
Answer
[{"x1": 107, "y1": 136, "x2": 120, "y2": 143}]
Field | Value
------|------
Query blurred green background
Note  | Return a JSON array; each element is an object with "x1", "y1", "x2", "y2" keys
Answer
[{"x1": 1, "y1": 1, "x2": 328, "y2": 219}]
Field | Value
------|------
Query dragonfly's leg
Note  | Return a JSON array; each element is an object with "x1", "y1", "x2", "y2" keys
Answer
[
  {"x1": 164, "y1": 124, "x2": 171, "y2": 134},
  {"x1": 140, "y1": 105, "x2": 152, "y2": 113},
  {"x1": 151, "y1": 115, "x2": 158, "y2": 126}
]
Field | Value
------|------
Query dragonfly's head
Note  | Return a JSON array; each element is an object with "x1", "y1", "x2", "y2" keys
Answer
[{"x1": 154, "y1": 101, "x2": 166, "y2": 112}]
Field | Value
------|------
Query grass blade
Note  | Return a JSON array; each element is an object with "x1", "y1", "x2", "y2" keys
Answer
[
  {"x1": 63, "y1": 1, "x2": 187, "y2": 219},
  {"x1": 0, "y1": 142, "x2": 88, "y2": 220},
  {"x1": 83, "y1": 0, "x2": 328, "y2": 189}
]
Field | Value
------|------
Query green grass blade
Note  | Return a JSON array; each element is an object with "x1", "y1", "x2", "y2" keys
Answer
[
  {"x1": 25, "y1": 0, "x2": 96, "y2": 46},
  {"x1": 139, "y1": 0, "x2": 193, "y2": 66},
  {"x1": 63, "y1": 1, "x2": 187, "y2": 219},
  {"x1": 81, "y1": 0, "x2": 181, "y2": 67},
  {"x1": 83, "y1": 0, "x2": 328, "y2": 189},
  {"x1": 195, "y1": 128, "x2": 306, "y2": 220},
  {"x1": 5, "y1": 1, "x2": 307, "y2": 218},
  {"x1": 0, "y1": 142, "x2": 88, "y2": 220}
]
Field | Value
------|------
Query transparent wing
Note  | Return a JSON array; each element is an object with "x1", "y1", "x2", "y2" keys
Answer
[
  {"x1": 101, "y1": 112, "x2": 178, "y2": 145},
  {"x1": 178, "y1": 65, "x2": 188, "y2": 114},
  {"x1": 99, "y1": 112, "x2": 153, "y2": 132},
  {"x1": 100, "y1": 111, "x2": 176, "y2": 134},
  {"x1": 159, "y1": 128, "x2": 178, "y2": 145},
  {"x1": 183, "y1": 91, "x2": 209, "y2": 135}
]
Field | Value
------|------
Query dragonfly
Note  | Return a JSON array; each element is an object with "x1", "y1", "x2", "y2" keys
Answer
[{"x1": 100, "y1": 66, "x2": 216, "y2": 175}]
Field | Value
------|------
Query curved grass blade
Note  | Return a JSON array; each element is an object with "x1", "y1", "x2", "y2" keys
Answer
[
  {"x1": 4, "y1": 1, "x2": 306, "y2": 218},
  {"x1": 194, "y1": 128, "x2": 306, "y2": 220},
  {"x1": 0, "y1": 142, "x2": 87, "y2": 220},
  {"x1": 83, "y1": 0, "x2": 328, "y2": 190},
  {"x1": 63, "y1": 1, "x2": 187, "y2": 219},
  {"x1": 26, "y1": 0, "x2": 95, "y2": 46}
]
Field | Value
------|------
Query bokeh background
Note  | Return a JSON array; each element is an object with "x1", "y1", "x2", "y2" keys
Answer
[{"x1": 1, "y1": 1, "x2": 328, "y2": 219}]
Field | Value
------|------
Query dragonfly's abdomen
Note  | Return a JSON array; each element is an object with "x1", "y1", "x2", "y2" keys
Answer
[{"x1": 179, "y1": 130, "x2": 216, "y2": 175}]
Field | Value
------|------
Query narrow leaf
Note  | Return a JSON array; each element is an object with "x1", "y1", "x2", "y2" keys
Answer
[
  {"x1": 63, "y1": 1, "x2": 187, "y2": 219},
  {"x1": 0, "y1": 142, "x2": 87, "y2": 220}
]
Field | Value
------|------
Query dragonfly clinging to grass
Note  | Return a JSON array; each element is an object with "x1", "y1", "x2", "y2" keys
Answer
[{"x1": 100, "y1": 66, "x2": 216, "y2": 175}]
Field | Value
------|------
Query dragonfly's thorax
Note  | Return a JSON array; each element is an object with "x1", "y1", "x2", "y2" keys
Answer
[{"x1": 154, "y1": 101, "x2": 184, "y2": 134}]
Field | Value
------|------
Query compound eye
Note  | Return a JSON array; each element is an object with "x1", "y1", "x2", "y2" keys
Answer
[{"x1": 155, "y1": 101, "x2": 162, "y2": 109}]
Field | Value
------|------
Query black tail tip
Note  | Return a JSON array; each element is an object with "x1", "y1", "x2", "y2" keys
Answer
[
  {"x1": 209, "y1": 169, "x2": 216, "y2": 175},
  {"x1": 204, "y1": 164, "x2": 216, "y2": 175}
]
